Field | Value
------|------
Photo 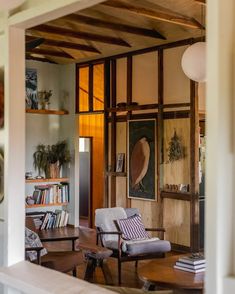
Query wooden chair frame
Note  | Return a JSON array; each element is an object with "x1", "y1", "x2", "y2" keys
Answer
[{"x1": 96, "y1": 227, "x2": 166, "y2": 284}]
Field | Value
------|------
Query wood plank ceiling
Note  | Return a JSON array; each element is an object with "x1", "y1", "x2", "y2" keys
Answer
[{"x1": 26, "y1": 0, "x2": 206, "y2": 64}]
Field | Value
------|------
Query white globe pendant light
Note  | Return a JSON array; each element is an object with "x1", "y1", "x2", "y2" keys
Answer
[
  {"x1": 181, "y1": 42, "x2": 206, "y2": 82},
  {"x1": 0, "y1": 0, "x2": 25, "y2": 10}
]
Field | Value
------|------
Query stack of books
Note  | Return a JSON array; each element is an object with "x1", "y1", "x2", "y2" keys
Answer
[
  {"x1": 174, "y1": 254, "x2": 206, "y2": 273},
  {"x1": 39, "y1": 210, "x2": 69, "y2": 230},
  {"x1": 31, "y1": 183, "x2": 69, "y2": 205}
]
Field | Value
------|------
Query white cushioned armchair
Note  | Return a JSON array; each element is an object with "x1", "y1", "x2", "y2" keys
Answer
[{"x1": 95, "y1": 207, "x2": 171, "y2": 284}]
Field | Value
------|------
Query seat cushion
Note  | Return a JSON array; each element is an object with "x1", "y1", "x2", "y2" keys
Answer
[
  {"x1": 124, "y1": 239, "x2": 171, "y2": 256},
  {"x1": 117, "y1": 214, "x2": 150, "y2": 240}
]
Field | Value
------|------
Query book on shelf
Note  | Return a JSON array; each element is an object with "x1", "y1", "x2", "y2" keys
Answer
[
  {"x1": 26, "y1": 183, "x2": 69, "y2": 206},
  {"x1": 173, "y1": 265, "x2": 205, "y2": 274},
  {"x1": 39, "y1": 210, "x2": 69, "y2": 230}
]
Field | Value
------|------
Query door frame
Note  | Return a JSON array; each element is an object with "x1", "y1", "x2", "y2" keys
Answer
[{"x1": 79, "y1": 136, "x2": 93, "y2": 228}]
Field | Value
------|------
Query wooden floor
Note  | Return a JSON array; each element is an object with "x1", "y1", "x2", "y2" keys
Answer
[{"x1": 43, "y1": 227, "x2": 201, "y2": 293}]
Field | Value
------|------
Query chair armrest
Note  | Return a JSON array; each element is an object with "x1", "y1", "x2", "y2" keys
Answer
[
  {"x1": 145, "y1": 228, "x2": 166, "y2": 232},
  {"x1": 97, "y1": 231, "x2": 122, "y2": 235},
  {"x1": 25, "y1": 247, "x2": 44, "y2": 265},
  {"x1": 96, "y1": 231, "x2": 123, "y2": 257}
]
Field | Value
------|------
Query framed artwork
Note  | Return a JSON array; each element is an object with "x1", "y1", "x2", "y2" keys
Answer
[
  {"x1": 128, "y1": 119, "x2": 156, "y2": 201},
  {"x1": 25, "y1": 68, "x2": 38, "y2": 109},
  {"x1": 116, "y1": 153, "x2": 125, "y2": 172}
]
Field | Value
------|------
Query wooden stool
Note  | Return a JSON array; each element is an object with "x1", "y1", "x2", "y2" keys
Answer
[{"x1": 78, "y1": 242, "x2": 113, "y2": 285}]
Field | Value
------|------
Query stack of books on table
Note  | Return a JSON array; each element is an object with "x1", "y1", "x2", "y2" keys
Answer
[{"x1": 174, "y1": 255, "x2": 206, "y2": 273}]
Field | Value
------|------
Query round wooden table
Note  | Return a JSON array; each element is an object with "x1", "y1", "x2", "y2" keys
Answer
[{"x1": 138, "y1": 255, "x2": 204, "y2": 293}]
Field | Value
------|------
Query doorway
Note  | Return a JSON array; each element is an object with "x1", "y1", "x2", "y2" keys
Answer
[{"x1": 79, "y1": 137, "x2": 92, "y2": 227}]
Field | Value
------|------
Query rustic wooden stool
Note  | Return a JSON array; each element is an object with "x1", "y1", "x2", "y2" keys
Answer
[{"x1": 78, "y1": 242, "x2": 113, "y2": 285}]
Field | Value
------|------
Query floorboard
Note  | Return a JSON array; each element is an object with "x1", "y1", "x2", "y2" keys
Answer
[{"x1": 42, "y1": 227, "x2": 202, "y2": 293}]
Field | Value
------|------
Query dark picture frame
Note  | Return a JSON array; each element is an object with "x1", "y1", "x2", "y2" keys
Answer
[
  {"x1": 128, "y1": 119, "x2": 156, "y2": 201},
  {"x1": 116, "y1": 153, "x2": 125, "y2": 172}
]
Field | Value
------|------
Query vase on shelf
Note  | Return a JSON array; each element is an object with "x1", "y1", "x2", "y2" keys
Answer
[{"x1": 49, "y1": 162, "x2": 60, "y2": 178}]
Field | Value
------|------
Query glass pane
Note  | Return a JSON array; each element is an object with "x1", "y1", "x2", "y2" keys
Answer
[
  {"x1": 93, "y1": 64, "x2": 104, "y2": 111},
  {"x1": 79, "y1": 67, "x2": 89, "y2": 112}
]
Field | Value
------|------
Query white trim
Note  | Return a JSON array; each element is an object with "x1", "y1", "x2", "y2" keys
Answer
[{"x1": 8, "y1": 0, "x2": 105, "y2": 29}]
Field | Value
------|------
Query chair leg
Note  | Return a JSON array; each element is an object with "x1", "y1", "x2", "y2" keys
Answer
[
  {"x1": 72, "y1": 267, "x2": 77, "y2": 277},
  {"x1": 118, "y1": 260, "x2": 122, "y2": 285},
  {"x1": 135, "y1": 260, "x2": 138, "y2": 268}
]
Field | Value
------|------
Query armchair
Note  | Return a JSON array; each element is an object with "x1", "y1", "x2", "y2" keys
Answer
[{"x1": 95, "y1": 207, "x2": 171, "y2": 284}]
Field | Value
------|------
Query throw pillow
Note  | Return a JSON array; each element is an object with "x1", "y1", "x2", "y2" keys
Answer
[
  {"x1": 117, "y1": 214, "x2": 150, "y2": 240},
  {"x1": 25, "y1": 227, "x2": 47, "y2": 261}
]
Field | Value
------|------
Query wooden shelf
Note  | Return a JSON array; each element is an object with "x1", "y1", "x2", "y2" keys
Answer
[
  {"x1": 26, "y1": 109, "x2": 69, "y2": 115},
  {"x1": 26, "y1": 202, "x2": 68, "y2": 208},
  {"x1": 106, "y1": 172, "x2": 127, "y2": 177},
  {"x1": 26, "y1": 177, "x2": 69, "y2": 183},
  {"x1": 161, "y1": 191, "x2": 191, "y2": 201}
]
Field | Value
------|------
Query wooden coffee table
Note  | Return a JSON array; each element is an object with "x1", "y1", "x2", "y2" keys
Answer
[{"x1": 138, "y1": 255, "x2": 204, "y2": 293}]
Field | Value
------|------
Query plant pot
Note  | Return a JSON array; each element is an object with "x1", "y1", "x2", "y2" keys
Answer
[{"x1": 49, "y1": 162, "x2": 60, "y2": 178}]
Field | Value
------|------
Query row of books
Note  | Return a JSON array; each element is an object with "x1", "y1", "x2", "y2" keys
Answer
[
  {"x1": 31, "y1": 183, "x2": 69, "y2": 205},
  {"x1": 174, "y1": 254, "x2": 205, "y2": 273},
  {"x1": 39, "y1": 210, "x2": 69, "y2": 230}
]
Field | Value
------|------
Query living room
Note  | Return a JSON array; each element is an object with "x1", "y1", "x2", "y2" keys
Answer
[{"x1": 0, "y1": 0, "x2": 234, "y2": 294}]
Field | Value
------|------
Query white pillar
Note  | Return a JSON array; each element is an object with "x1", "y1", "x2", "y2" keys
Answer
[
  {"x1": 3, "y1": 26, "x2": 25, "y2": 266},
  {"x1": 206, "y1": 0, "x2": 235, "y2": 293}
]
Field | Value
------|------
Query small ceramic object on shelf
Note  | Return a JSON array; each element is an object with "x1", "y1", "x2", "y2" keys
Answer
[{"x1": 116, "y1": 102, "x2": 127, "y2": 107}]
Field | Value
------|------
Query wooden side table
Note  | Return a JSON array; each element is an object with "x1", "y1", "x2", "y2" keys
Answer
[
  {"x1": 138, "y1": 255, "x2": 204, "y2": 293},
  {"x1": 77, "y1": 242, "x2": 113, "y2": 285}
]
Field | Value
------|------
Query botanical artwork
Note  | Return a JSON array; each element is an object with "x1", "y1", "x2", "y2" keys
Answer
[
  {"x1": 25, "y1": 68, "x2": 38, "y2": 109},
  {"x1": 167, "y1": 130, "x2": 186, "y2": 163},
  {"x1": 128, "y1": 119, "x2": 156, "y2": 201}
]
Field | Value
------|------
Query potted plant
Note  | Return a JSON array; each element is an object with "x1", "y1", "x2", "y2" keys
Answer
[{"x1": 33, "y1": 141, "x2": 71, "y2": 178}]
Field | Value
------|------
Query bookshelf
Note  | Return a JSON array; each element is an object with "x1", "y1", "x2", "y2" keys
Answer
[
  {"x1": 26, "y1": 202, "x2": 68, "y2": 208},
  {"x1": 25, "y1": 178, "x2": 69, "y2": 208},
  {"x1": 26, "y1": 177, "x2": 69, "y2": 183},
  {"x1": 26, "y1": 109, "x2": 69, "y2": 115}
]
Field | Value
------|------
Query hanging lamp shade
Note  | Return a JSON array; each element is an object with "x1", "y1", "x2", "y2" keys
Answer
[
  {"x1": 0, "y1": 0, "x2": 25, "y2": 10},
  {"x1": 181, "y1": 42, "x2": 206, "y2": 82}
]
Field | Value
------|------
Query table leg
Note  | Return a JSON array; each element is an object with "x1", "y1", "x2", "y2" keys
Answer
[
  {"x1": 100, "y1": 259, "x2": 113, "y2": 285},
  {"x1": 84, "y1": 258, "x2": 96, "y2": 282},
  {"x1": 142, "y1": 281, "x2": 156, "y2": 291}
]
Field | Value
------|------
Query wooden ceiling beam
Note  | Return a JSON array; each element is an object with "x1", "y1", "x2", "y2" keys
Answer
[
  {"x1": 26, "y1": 35, "x2": 101, "y2": 53},
  {"x1": 31, "y1": 24, "x2": 131, "y2": 47},
  {"x1": 26, "y1": 54, "x2": 58, "y2": 64},
  {"x1": 102, "y1": 1, "x2": 204, "y2": 30},
  {"x1": 27, "y1": 48, "x2": 75, "y2": 59},
  {"x1": 63, "y1": 14, "x2": 166, "y2": 40}
]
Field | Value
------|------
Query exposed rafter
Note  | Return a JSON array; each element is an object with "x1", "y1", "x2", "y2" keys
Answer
[
  {"x1": 26, "y1": 36, "x2": 101, "y2": 53},
  {"x1": 26, "y1": 54, "x2": 58, "y2": 64},
  {"x1": 62, "y1": 14, "x2": 166, "y2": 40},
  {"x1": 30, "y1": 24, "x2": 131, "y2": 47},
  {"x1": 102, "y1": 1, "x2": 204, "y2": 30},
  {"x1": 27, "y1": 48, "x2": 75, "y2": 59}
]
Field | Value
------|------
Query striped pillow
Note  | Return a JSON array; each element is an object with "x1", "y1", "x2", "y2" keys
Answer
[{"x1": 117, "y1": 214, "x2": 150, "y2": 240}]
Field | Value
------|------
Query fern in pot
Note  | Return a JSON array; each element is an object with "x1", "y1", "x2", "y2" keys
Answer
[{"x1": 33, "y1": 141, "x2": 71, "y2": 179}]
